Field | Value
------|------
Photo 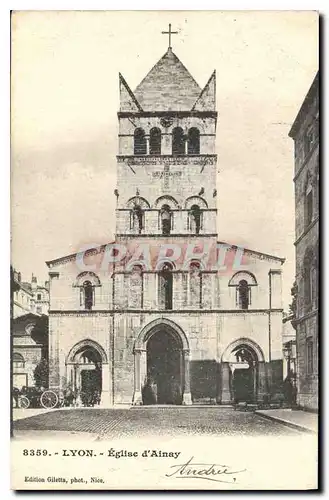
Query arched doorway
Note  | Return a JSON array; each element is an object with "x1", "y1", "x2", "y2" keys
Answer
[
  {"x1": 220, "y1": 338, "x2": 267, "y2": 404},
  {"x1": 143, "y1": 330, "x2": 182, "y2": 405},
  {"x1": 66, "y1": 340, "x2": 109, "y2": 406},
  {"x1": 75, "y1": 346, "x2": 102, "y2": 405},
  {"x1": 229, "y1": 345, "x2": 258, "y2": 402},
  {"x1": 133, "y1": 319, "x2": 192, "y2": 405}
]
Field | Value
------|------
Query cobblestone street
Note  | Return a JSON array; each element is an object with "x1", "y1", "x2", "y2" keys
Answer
[{"x1": 13, "y1": 407, "x2": 301, "y2": 439}]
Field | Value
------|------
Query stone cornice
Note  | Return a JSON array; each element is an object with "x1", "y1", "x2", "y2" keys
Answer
[
  {"x1": 117, "y1": 154, "x2": 217, "y2": 166},
  {"x1": 217, "y1": 241, "x2": 285, "y2": 264},
  {"x1": 295, "y1": 308, "x2": 318, "y2": 324},
  {"x1": 116, "y1": 233, "x2": 218, "y2": 238},
  {"x1": 118, "y1": 111, "x2": 218, "y2": 119},
  {"x1": 294, "y1": 216, "x2": 319, "y2": 246},
  {"x1": 49, "y1": 310, "x2": 114, "y2": 317},
  {"x1": 46, "y1": 243, "x2": 115, "y2": 268},
  {"x1": 112, "y1": 269, "x2": 218, "y2": 275},
  {"x1": 293, "y1": 140, "x2": 319, "y2": 182},
  {"x1": 118, "y1": 133, "x2": 216, "y2": 137},
  {"x1": 116, "y1": 208, "x2": 217, "y2": 212},
  {"x1": 46, "y1": 238, "x2": 284, "y2": 268},
  {"x1": 13, "y1": 343, "x2": 43, "y2": 348},
  {"x1": 49, "y1": 308, "x2": 283, "y2": 316}
]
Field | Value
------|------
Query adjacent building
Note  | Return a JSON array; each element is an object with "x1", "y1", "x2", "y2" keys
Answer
[
  {"x1": 46, "y1": 37, "x2": 286, "y2": 407},
  {"x1": 13, "y1": 271, "x2": 49, "y2": 318},
  {"x1": 289, "y1": 72, "x2": 319, "y2": 410},
  {"x1": 11, "y1": 270, "x2": 49, "y2": 389}
]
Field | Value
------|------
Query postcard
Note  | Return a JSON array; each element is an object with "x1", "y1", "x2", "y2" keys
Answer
[{"x1": 10, "y1": 10, "x2": 319, "y2": 490}]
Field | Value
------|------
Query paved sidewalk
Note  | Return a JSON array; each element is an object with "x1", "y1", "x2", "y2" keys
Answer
[
  {"x1": 12, "y1": 408, "x2": 58, "y2": 421},
  {"x1": 256, "y1": 409, "x2": 318, "y2": 434}
]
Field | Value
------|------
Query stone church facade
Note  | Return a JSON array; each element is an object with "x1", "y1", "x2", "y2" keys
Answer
[{"x1": 47, "y1": 44, "x2": 285, "y2": 407}]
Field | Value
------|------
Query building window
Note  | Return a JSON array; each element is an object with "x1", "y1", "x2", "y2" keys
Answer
[
  {"x1": 81, "y1": 281, "x2": 94, "y2": 310},
  {"x1": 36, "y1": 306, "x2": 42, "y2": 314},
  {"x1": 149, "y1": 127, "x2": 161, "y2": 155},
  {"x1": 130, "y1": 204, "x2": 144, "y2": 233},
  {"x1": 304, "y1": 172, "x2": 313, "y2": 229},
  {"x1": 188, "y1": 204, "x2": 202, "y2": 234},
  {"x1": 172, "y1": 127, "x2": 185, "y2": 155},
  {"x1": 37, "y1": 293, "x2": 42, "y2": 300},
  {"x1": 13, "y1": 353, "x2": 25, "y2": 369},
  {"x1": 306, "y1": 339, "x2": 313, "y2": 374},
  {"x1": 158, "y1": 263, "x2": 173, "y2": 310},
  {"x1": 160, "y1": 204, "x2": 172, "y2": 235},
  {"x1": 74, "y1": 272, "x2": 101, "y2": 308},
  {"x1": 134, "y1": 128, "x2": 147, "y2": 155},
  {"x1": 187, "y1": 127, "x2": 200, "y2": 155},
  {"x1": 229, "y1": 271, "x2": 257, "y2": 309},
  {"x1": 237, "y1": 280, "x2": 250, "y2": 310}
]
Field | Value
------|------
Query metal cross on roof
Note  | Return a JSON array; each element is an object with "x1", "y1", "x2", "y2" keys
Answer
[{"x1": 161, "y1": 23, "x2": 178, "y2": 49}]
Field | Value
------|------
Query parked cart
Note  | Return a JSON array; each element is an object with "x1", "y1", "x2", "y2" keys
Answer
[{"x1": 13, "y1": 386, "x2": 63, "y2": 409}]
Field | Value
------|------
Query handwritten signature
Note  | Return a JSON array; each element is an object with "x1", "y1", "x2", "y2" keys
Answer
[{"x1": 165, "y1": 456, "x2": 246, "y2": 483}]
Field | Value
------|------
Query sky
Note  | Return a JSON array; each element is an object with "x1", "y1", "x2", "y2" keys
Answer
[{"x1": 11, "y1": 10, "x2": 318, "y2": 308}]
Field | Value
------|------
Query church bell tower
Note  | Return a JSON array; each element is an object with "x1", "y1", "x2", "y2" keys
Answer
[
  {"x1": 114, "y1": 26, "x2": 218, "y2": 405},
  {"x1": 115, "y1": 26, "x2": 217, "y2": 244}
]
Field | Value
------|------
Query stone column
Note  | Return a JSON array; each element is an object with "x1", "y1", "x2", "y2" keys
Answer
[
  {"x1": 100, "y1": 364, "x2": 112, "y2": 408},
  {"x1": 74, "y1": 365, "x2": 82, "y2": 407},
  {"x1": 132, "y1": 350, "x2": 143, "y2": 405},
  {"x1": 221, "y1": 362, "x2": 232, "y2": 404},
  {"x1": 182, "y1": 349, "x2": 192, "y2": 405},
  {"x1": 140, "y1": 351, "x2": 147, "y2": 390},
  {"x1": 257, "y1": 361, "x2": 267, "y2": 403}
]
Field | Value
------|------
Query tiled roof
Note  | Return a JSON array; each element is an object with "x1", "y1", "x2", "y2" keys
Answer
[{"x1": 134, "y1": 48, "x2": 201, "y2": 111}]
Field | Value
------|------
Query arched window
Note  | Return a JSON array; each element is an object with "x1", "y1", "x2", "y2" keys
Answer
[
  {"x1": 150, "y1": 127, "x2": 161, "y2": 155},
  {"x1": 187, "y1": 127, "x2": 200, "y2": 155},
  {"x1": 154, "y1": 195, "x2": 179, "y2": 210},
  {"x1": 81, "y1": 280, "x2": 94, "y2": 310},
  {"x1": 189, "y1": 261, "x2": 201, "y2": 307},
  {"x1": 189, "y1": 204, "x2": 202, "y2": 234},
  {"x1": 304, "y1": 172, "x2": 313, "y2": 228},
  {"x1": 158, "y1": 263, "x2": 173, "y2": 310},
  {"x1": 74, "y1": 272, "x2": 100, "y2": 310},
  {"x1": 228, "y1": 271, "x2": 257, "y2": 309},
  {"x1": 134, "y1": 128, "x2": 147, "y2": 155},
  {"x1": 172, "y1": 127, "x2": 185, "y2": 155},
  {"x1": 130, "y1": 204, "x2": 144, "y2": 233},
  {"x1": 237, "y1": 280, "x2": 250, "y2": 310},
  {"x1": 160, "y1": 204, "x2": 172, "y2": 235},
  {"x1": 13, "y1": 353, "x2": 25, "y2": 369}
]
